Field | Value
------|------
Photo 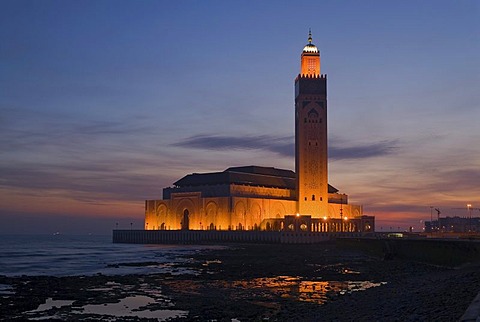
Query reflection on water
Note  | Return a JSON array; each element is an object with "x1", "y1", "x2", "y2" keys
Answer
[
  {"x1": 27, "y1": 298, "x2": 75, "y2": 312},
  {"x1": 76, "y1": 295, "x2": 188, "y2": 320},
  {"x1": 0, "y1": 283, "x2": 15, "y2": 295},
  {"x1": 233, "y1": 276, "x2": 386, "y2": 304},
  {"x1": 22, "y1": 280, "x2": 187, "y2": 321}
]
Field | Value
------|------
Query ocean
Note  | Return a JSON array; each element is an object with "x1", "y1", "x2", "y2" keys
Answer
[{"x1": 0, "y1": 234, "x2": 217, "y2": 277}]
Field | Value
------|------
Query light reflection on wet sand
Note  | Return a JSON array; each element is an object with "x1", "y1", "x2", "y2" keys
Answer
[{"x1": 231, "y1": 276, "x2": 386, "y2": 304}]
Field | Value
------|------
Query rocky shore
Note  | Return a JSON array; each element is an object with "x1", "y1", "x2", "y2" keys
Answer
[{"x1": 1, "y1": 242, "x2": 479, "y2": 321}]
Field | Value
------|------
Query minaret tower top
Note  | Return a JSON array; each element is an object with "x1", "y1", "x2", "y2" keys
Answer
[{"x1": 300, "y1": 30, "x2": 321, "y2": 76}]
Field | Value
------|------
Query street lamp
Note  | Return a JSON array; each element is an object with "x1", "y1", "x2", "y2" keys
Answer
[
  {"x1": 430, "y1": 206, "x2": 433, "y2": 233},
  {"x1": 340, "y1": 197, "x2": 344, "y2": 232},
  {"x1": 467, "y1": 204, "x2": 471, "y2": 230}
]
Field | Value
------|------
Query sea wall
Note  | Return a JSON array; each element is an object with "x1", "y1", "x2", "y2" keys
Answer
[
  {"x1": 112, "y1": 230, "x2": 366, "y2": 244},
  {"x1": 336, "y1": 237, "x2": 480, "y2": 268}
]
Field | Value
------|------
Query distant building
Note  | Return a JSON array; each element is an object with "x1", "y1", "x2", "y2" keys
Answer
[
  {"x1": 145, "y1": 32, "x2": 374, "y2": 233},
  {"x1": 425, "y1": 216, "x2": 480, "y2": 233}
]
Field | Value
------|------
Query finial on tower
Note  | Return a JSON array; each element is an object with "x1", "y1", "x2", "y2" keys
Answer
[
  {"x1": 300, "y1": 29, "x2": 321, "y2": 76},
  {"x1": 302, "y1": 29, "x2": 319, "y2": 54}
]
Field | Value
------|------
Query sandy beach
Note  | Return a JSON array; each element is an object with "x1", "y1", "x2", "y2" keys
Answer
[{"x1": 1, "y1": 242, "x2": 479, "y2": 321}]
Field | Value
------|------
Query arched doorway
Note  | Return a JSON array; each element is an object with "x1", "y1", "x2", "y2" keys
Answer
[{"x1": 181, "y1": 209, "x2": 190, "y2": 230}]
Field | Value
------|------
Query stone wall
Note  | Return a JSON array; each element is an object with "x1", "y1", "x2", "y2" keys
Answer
[{"x1": 112, "y1": 230, "x2": 367, "y2": 244}]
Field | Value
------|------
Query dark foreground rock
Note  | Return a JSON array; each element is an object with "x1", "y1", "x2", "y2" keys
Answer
[{"x1": 0, "y1": 242, "x2": 479, "y2": 321}]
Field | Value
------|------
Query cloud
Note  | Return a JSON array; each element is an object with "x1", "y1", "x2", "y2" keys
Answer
[
  {"x1": 423, "y1": 167, "x2": 480, "y2": 198},
  {"x1": 174, "y1": 134, "x2": 397, "y2": 160},
  {"x1": 174, "y1": 134, "x2": 294, "y2": 157},
  {"x1": 0, "y1": 162, "x2": 166, "y2": 203},
  {"x1": 0, "y1": 108, "x2": 176, "y2": 203},
  {"x1": 329, "y1": 140, "x2": 397, "y2": 160},
  {"x1": 1, "y1": 109, "x2": 134, "y2": 154}
]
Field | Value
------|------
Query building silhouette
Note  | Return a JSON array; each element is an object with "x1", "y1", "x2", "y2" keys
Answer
[{"x1": 425, "y1": 216, "x2": 480, "y2": 233}]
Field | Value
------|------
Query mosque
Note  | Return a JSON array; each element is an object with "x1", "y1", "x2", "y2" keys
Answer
[{"x1": 144, "y1": 33, "x2": 375, "y2": 234}]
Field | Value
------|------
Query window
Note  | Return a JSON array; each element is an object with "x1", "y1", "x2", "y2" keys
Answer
[{"x1": 312, "y1": 194, "x2": 315, "y2": 201}]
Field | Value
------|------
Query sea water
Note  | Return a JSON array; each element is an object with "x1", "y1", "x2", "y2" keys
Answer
[
  {"x1": 0, "y1": 235, "x2": 388, "y2": 321},
  {"x1": 0, "y1": 234, "x2": 216, "y2": 276}
]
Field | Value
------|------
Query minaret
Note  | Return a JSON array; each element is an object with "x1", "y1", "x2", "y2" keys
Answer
[{"x1": 295, "y1": 31, "x2": 328, "y2": 218}]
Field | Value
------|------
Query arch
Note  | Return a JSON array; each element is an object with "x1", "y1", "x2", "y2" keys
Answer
[
  {"x1": 181, "y1": 209, "x2": 190, "y2": 230},
  {"x1": 364, "y1": 222, "x2": 372, "y2": 232},
  {"x1": 271, "y1": 202, "x2": 286, "y2": 219},
  {"x1": 156, "y1": 203, "x2": 168, "y2": 229},
  {"x1": 175, "y1": 198, "x2": 195, "y2": 230},
  {"x1": 248, "y1": 202, "x2": 262, "y2": 230},
  {"x1": 234, "y1": 201, "x2": 246, "y2": 229},
  {"x1": 272, "y1": 221, "x2": 281, "y2": 231},
  {"x1": 308, "y1": 108, "x2": 319, "y2": 118},
  {"x1": 205, "y1": 201, "x2": 218, "y2": 230},
  {"x1": 353, "y1": 208, "x2": 361, "y2": 217}
]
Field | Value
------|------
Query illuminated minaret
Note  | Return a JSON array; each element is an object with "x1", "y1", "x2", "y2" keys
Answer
[{"x1": 295, "y1": 31, "x2": 328, "y2": 217}]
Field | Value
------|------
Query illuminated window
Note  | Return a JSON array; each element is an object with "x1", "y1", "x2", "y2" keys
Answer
[{"x1": 308, "y1": 59, "x2": 316, "y2": 73}]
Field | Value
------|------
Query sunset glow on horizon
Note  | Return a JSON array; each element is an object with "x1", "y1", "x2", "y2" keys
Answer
[{"x1": 1, "y1": 1, "x2": 479, "y2": 234}]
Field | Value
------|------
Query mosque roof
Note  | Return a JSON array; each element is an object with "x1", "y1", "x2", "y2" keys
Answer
[
  {"x1": 173, "y1": 165, "x2": 339, "y2": 193},
  {"x1": 303, "y1": 44, "x2": 318, "y2": 53},
  {"x1": 303, "y1": 30, "x2": 319, "y2": 54}
]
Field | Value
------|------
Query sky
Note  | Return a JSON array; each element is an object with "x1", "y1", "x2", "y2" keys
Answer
[{"x1": 1, "y1": 0, "x2": 479, "y2": 234}]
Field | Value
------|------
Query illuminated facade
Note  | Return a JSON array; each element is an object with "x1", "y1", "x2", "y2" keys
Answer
[
  {"x1": 145, "y1": 33, "x2": 374, "y2": 233},
  {"x1": 295, "y1": 30, "x2": 328, "y2": 217}
]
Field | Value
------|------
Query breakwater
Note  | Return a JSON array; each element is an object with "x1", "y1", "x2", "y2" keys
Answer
[
  {"x1": 336, "y1": 237, "x2": 480, "y2": 268},
  {"x1": 112, "y1": 230, "x2": 366, "y2": 244}
]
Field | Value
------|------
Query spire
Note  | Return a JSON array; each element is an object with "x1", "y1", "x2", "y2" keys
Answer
[
  {"x1": 302, "y1": 29, "x2": 319, "y2": 54},
  {"x1": 300, "y1": 29, "x2": 320, "y2": 76}
]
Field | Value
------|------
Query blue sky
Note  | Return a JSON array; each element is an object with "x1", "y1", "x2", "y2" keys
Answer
[{"x1": 1, "y1": 0, "x2": 479, "y2": 234}]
